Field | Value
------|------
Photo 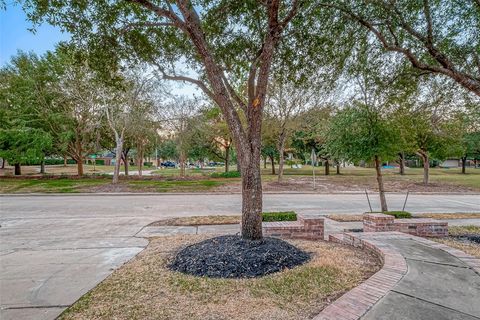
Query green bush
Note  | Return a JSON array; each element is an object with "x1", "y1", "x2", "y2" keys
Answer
[
  {"x1": 95, "y1": 159, "x2": 105, "y2": 165},
  {"x1": 383, "y1": 211, "x2": 412, "y2": 219},
  {"x1": 24, "y1": 158, "x2": 77, "y2": 165},
  {"x1": 210, "y1": 171, "x2": 241, "y2": 178},
  {"x1": 143, "y1": 162, "x2": 153, "y2": 167},
  {"x1": 262, "y1": 211, "x2": 297, "y2": 222}
]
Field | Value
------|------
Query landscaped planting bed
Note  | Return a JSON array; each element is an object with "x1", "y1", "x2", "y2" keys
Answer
[
  {"x1": 59, "y1": 235, "x2": 381, "y2": 320},
  {"x1": 432, "y1": 226, "x2": 480, "y2": 258}
]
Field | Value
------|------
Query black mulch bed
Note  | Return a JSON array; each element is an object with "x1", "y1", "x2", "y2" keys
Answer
[
  {"x1": 453, "y1": 235, "x2": 480, "y2": 244},
  {"x1": 168, "y1": 235, "x2": 310, "y2": 278}
]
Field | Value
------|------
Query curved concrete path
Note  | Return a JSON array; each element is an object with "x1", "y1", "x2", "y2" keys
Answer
[
  {"x1": 320, "y1": 232, "x2": 480, "y2": 320},
  {"x1": 363, "y1": 238, "x2": 480, "y2": 320}
]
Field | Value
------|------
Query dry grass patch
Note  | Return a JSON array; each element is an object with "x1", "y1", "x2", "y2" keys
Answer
[
  {"x1": 432, "y1": 226, "x2": 480, "y2": 259},
  {"x1": 326, "y1": 214, "x2": 364, "y2": 222},
  {"x1": 327, "y1": 212, "x2": 480, "y2": 222},
  {"x1": 414, "y1": 213, "x2": 480, "y2": 220},
  {"x1": 150, "y1": 215, "x2": 241, "y2": 226},
  {"x1": 59, "y1": 235, "x2": 381, "y2": 320}
]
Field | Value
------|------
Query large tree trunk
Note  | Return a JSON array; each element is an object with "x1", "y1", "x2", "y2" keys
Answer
[
  {"x1": 240, "y1": 155, "x2": 263, "y2": 240},
  {"x1": 224, "y1": 145, "x2": 230, "y2": 173},
  {"x1": 324, "y1": 159, "x2": 330, "y2": 175},
  {"x1": 461, "y1": 156, "x2": 467, "y2": 174},
  {"x1": 112, "y1": 135, "x2": 123, "y2": 184},
  {"x1": 418, "y1": 150, "x2": 429, "y2": 185},
  {"x1": 374, "y1": 155, "x2": 388, "y2": 212},
  {"x1": 270, "y1": 156, "x2": 276, "y2": 175},
  {"x1": 77, "y1": 157, "x2": 84, "y2": 176},
  {"x1": 14, "y1": 163, "x2": 21, "y2": 175},
  {"x1": 277, "y1": 132, "x2": 286, "y2": 183},
  {"x1": 398, "y1": 152, "x2": 405, "y2": 175}
]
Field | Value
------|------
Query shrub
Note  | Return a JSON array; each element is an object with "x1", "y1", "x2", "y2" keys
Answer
[
  {"x1": 383, "y1": 211, "x2": 412, "y2": 219},
  {"x1": 262, "y1": 211, "x2": 297, "y2": 222},
  {"x1": 144, "y1": 162, "x2": 154, "y2": 167},
  {"x1": 95, "y1": 159, "x2": 105, "y2": 165},
  {"x1": 210, "y1": 171, "x2": 241, "y2": 178}
]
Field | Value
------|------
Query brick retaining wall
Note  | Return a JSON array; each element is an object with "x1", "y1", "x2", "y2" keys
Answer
[
  {"x1": 263, "y1": 214, "x2": 324, "y2": 240},
  {"x1": 363, "y1": 213, "x2": 448, "y2": 237}
]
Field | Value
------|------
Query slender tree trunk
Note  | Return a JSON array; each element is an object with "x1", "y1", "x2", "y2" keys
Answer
[
  {"x1": 324, "y1": 159, "x2": 330, "y2": 175},
  {"x1": 1, "y1": 158, "x2": 5, "y2": 169},
  {"x1": 240, "y1": 155, "x2": 263, "y2": 240},
  {"x1": 418, "y1": 150, "x2": 429, "y2": 185},
  {"x1": 461, "y1": 156, "x2": 467, "y2": 174},
  {"x1": 63, "y1": 155, "x2": 67, "y2": 167},
  {"x1": 122, "y1": 150, "x2": 130, "y2": 175},
  {"x1": 14, "y1": 163, "x2": 21, "y2": 175},
  {"x1": 277, "y1": 133, "x2": 286, "y2": 183},
  {"x1": 138, "y1": 148, "x2": 143, "y2": 177},
  {"x1": 374, "y1": 155, "x2": 388, "y2": 212},
  {"x1": 225, "y1": 145, "x2": 230, "y2": 173},
  {"x1": 112, "y1": 134, "x2": 123, "y2": 184},
  {"x1": 263, "y1": 157, "x2": 267, "y2": 169},
  {"x1": 336, "y1": 161, "x2": 340, "y2": 175},
  {"x1": 180, "y1": 151, "x2": 186, "y2": 177},
  {"x1": 398, "y1": 152, "x2": 405, "y2": 175},
  {"x1": 40, "y1": 160, "x2": 45, "y2": 174},
  {"x1": 270, "y1": 156, "x2": 276, "y2": 175}
]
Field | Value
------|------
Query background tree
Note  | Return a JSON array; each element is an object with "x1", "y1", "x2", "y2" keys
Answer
[
  {"x1": 322, "y1": 1, "x2": 480, "y2": 96},
  {"x1": 327, "y1": 104, "x2": 400, "y2": 211},
  {"x1": 266, "y1": 80, "x2": 312, "y2": 182}
]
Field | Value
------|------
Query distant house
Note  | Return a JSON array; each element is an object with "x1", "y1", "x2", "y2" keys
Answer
[{"x1": 440, "y1": 158, "x2": 478, "y2": 168}]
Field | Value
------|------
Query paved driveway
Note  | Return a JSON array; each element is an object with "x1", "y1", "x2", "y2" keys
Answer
[{"x1": 1, "y1": 193, "x2": 479, "y2": 319}]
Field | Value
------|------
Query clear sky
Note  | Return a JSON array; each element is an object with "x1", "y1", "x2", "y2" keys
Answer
[{"x1": 0, "y1": 3, "x2": 70, "y2": 66}]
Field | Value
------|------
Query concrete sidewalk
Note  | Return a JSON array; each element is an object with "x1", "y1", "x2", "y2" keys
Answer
[{"x1": 362, "y1": 238, "x2": 480, "y2": 320}]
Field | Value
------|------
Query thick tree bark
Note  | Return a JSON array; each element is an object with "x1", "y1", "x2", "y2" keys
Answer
[
  {"x1": 76, "y1": 157, "x2": 84, "y2": 176},
  {"x1": 374, "y1": 155, "x2": 388, "y2": 212},
  {"x1": 14, "y1": 163, "x2": 21, "y2": 176},
  {"x1": 398, "y1": 152, "x2": 405, "y2": 175},
  {"x1": 324, "y1": 159, "x2": 330, "y2": 175},
  {"x1": 240, "y1": 157, "x2": 263, "y2": 240},
  {"x1": 461, "y1": 156, "x2": 467, "y2": 174}
]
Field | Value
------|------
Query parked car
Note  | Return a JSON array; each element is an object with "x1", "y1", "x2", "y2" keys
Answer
[{"x1": 161, "y1": 161, "x2": 176, "y2": 168}]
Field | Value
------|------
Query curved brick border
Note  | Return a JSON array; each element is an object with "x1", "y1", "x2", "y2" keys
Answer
[
  {"x1": 317, "y1": 231, "x2": 480, "y2": 319},
  {"x1": 315, "y1": 233, "x2": 408, "y2": 320}
]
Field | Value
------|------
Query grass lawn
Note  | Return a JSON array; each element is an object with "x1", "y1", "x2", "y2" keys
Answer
[
  {"x1": 0, "y1": 177, "x2": 227, "y2": 193},
  {"x1": 432, "y1": 226, "x2": 480, "y2": 258},
  {"x1": 1, "y1": 165, "x2": 479, "y2": 193},
  {"x1": 59, "y1": 235, "x2": 381, "y2": 320}
]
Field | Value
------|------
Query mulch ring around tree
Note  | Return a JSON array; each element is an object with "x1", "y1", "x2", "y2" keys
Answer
[{"x1": 168, "y1": 235, "x2": 310, "y2": 278}]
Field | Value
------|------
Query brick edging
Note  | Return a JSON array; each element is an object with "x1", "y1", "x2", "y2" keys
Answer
[{"x1": 314, "y1": 233, "x2": 408, "y2": 320}]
